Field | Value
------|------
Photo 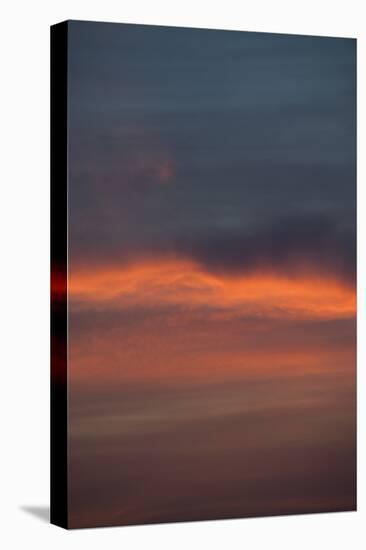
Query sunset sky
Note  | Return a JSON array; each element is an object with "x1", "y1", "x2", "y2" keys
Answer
[{"x1": 66, "y1": 21, "x2": 356, "y2": 528}]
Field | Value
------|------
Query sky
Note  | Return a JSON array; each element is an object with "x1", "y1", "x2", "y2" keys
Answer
[{"x1": 66, "y1": 21, "x2": 356, "y2": 528}]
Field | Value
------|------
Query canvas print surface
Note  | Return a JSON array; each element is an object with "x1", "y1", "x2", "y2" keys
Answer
[{"x1": 51, "y1": 20, "x2": 356, "y2": 529}]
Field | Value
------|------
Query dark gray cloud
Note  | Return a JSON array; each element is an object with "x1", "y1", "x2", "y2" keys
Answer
[{"x1": 174, "y1": 213, "x2": 356, "y2": 283}]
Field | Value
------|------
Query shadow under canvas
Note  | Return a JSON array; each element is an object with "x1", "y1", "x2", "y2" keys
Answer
[{"x1": 20, "y1": 506, "x2": 49, "y2": 523}]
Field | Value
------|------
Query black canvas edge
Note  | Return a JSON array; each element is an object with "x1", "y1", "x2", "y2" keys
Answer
[
  {"x1": 50, "y1": 21, "x2": 68, "y2": 529},
  {"x1": 354, "y1": 37, "x2": 358, "y2": 512}
]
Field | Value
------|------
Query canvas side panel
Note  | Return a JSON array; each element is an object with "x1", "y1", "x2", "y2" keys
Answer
[{"x1": 50, "y1": 21, "x2": 68, "y2": 529}]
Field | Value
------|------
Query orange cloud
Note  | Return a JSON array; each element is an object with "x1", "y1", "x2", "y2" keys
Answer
[
  {"x1": 68, "y1": 258, "x2": 355, "y2": 321},
  {"x1": 68, "y1": 259, "x2": 356, "y2": 385}
]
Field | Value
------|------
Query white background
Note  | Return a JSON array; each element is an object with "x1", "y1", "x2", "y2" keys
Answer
[{"x1": 0, "y1": 0, "x2": 364, "y2": 548}]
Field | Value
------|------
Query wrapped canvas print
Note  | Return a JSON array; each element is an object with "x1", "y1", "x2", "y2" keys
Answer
[{"x1": 51, "y1": 20, "x2": 356, "y2": 529}]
